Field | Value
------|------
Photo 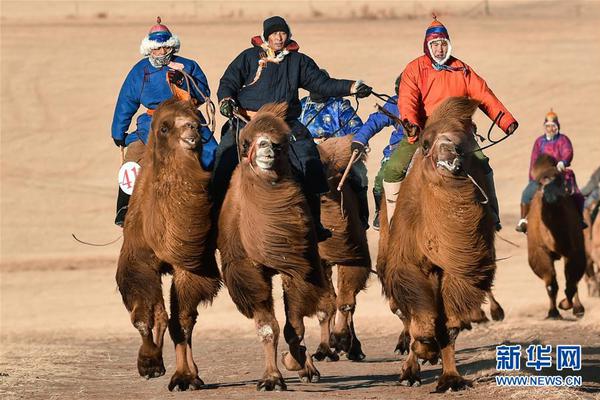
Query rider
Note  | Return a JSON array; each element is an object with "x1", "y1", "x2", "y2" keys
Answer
[
  {"x1": 111, "y1": 17, "x2": 217, "y2": 226},
  {"x1": 516, "y1": 110, "x2": 584, "y2": 233},
  {"x1": 352, "y1": 75, "x2": 404, "y2": 229},
  {"x1": 214, "y1": 16, "x2": 372, "y2": 241},
  {"x1": 298, "y1": 71, "x2": 369, "y2": 229},
  {"x1": 384, "y1": 16, "x2": 518, "y2": 229}
]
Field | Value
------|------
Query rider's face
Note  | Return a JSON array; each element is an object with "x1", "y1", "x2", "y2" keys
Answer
[
  {"x1": 544, "y1": 122, "x2": 558, "y2": 136},
  {"x1": 430, "y1": 40, "x2": 448, "y2": 61},
  {"x1": 150, "y1": 46, "x2": 172, "y2": 57},
  {"x1": 267, "y1": 31, "x2": 288, "y2": 51}
]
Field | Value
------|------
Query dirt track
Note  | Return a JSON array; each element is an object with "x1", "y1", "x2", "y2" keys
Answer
[{"x1": 2, "y1": 1, "x2": 600, "y2": 399}]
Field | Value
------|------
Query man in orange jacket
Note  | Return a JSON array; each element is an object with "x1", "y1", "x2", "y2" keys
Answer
[{"x1": 382, "y1": 16, "x2": 518, "y2": 230}]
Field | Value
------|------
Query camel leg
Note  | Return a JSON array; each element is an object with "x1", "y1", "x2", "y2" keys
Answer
[
  {"x1": 529, "y1": 248, "x2": 561, "y2": 319},
  {"x1": 116, "y1": 250, "x2": 167, "y2": 379},
  {"x1": 313, "y1": 261, "x2": 339, "y2": 362},
  {"x1": 281, "y1": 279, "x2": 321, "y2": 384},
  {"x1": 468, "y1": 306, "x2": 489, "y2": 324},
  {"x1": 398, "y1": 337, "x2": 421, "y2": 387},
  {"x1": 488, "y1": 290, "x2": 505, "y2": 321},
  {"x1": 435, "y1": 329, "x2": 472, "y2": 392},
  {"x1": 389, "y1": 298, "x2": 410, "y2": 355},
  {"x1": 330, "y1": 265, "x2": 369, "y2": 361},
  {"x1": 254, "y1": 303, "x2": 286, "y2": 391},
  {"x1": 167, "y1": 267, "x2": 220, "y2": 392},
  {"x1": 559, "y1": 253, "x2": 586, "y2": 317}
]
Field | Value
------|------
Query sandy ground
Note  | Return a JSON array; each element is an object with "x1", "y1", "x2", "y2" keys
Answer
[{"x1": 2, "y1": 1, "x2": 600, "y2": 398}]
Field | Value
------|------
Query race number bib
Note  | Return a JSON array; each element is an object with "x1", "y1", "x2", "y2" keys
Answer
[{"x1": 118, "y1": 161, "x2": 141, "y2": 195}]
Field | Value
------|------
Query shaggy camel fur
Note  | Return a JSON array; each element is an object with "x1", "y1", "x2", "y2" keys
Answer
[
  {"x1": 313, "y1": 135, "x2": 371, "y2": 362},
  {"x1": 378, "y1": 97, "x2": 497, "y2": 392},
  {"x1": 527, "y1": 154, "x2": 586, "y2": 318},
  {"x1": 218, "y1": 103, "x2": 326, "y2": 391},
  {"x1": 116, "y1": 99, "x2": 221, "y2": 391}
]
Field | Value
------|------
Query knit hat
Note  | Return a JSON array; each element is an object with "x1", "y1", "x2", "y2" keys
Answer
[
  {"x1": 423, "y1": 15, "x2": 452, "y2": 65},
  {"x1": 140, "y1": 17, "x2": 180, "y2": 56},
  {"x1": 262, "y1": 16, "x2": 292, "y2": 41},
  {"x1": 544, "y1": 109, "x2": 560, "y2": 130}
]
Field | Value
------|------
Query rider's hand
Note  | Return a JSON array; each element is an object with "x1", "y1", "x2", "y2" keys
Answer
[
  {"x1": 403, "y1": 119, "x2": 421, "y2": 143},
  {"x1": 506, "y1": 121, "x2": 519, "y2": 135},
  {"x1": 219, "y1": 98, "x2": 237, "y2": 119},
  {"x1": 557, "y1": 161, "x2": 566, "y2": 172},
  {"x1": 352, "y1": 80, "x2": 372, "y2": 98},
  {"x1": 113, "y1": 137, "x2": 126, "y2": 147},
  {"x1": 167, "y1": 70, "x2": 184, "y2": 87},
  {"x1": 351, "y1": 141, "x2": 366, "y2": 157}
]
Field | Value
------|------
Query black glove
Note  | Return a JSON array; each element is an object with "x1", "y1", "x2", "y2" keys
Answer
[
  {"x1": 351, "y1": 141, "x2": 366, "y2": 156},
  {"x1": 219, "y1": 98, "x2": 237, "y2": 119},
  {"x1": 113, "y1": 137, "x2": 126, "y2": 147},
  {"x1": 506, "y1": 121, "x2": 519, "y2": 135},
  {"x1": 167, "y1": 70, "x2": 184, "y2": 87},
  {"x1": 353, "y1": 81, "x2": 372, "y2": 98}
]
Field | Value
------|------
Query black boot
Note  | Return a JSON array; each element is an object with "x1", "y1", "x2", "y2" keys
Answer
[
  {"x1": 373, "y1": 190, "x2": 382, "y2": 231},
  {"x1": 306, "y1": 193, "x2": 332, "y2": 242},
  {"x1": 115, "y1": 188, "x2": 130, "y2": 227},
  {"x1": 357, "y1": 189, "x2": 370, "y2": 230}
]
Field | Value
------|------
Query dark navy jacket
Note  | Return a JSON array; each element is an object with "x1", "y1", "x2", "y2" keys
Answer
[{"x1": 218, "y1": 40, "x2": 353, "y2": 120}]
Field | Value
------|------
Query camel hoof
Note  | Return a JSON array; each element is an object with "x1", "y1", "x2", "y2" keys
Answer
[
  {"x1": 436, "y1": 373, "x2": 472, "y2": 392},
  {"x1": 573, "y1": 304, "x2": 585, "y2": 318},
  {"x1": 312, "y1": 343, "x2": 339, "y2": 362},
  {"x1": 394, "y1": 332, "x2": 410, "y2": 355},
  {"x1": 299, "y1": 365, "x2": 320, "y2": 384},
  {"x1": 558, "y1": 298, "x2": 573, "y2": 310},
  {"x1": 168, "y1": 372, "x2": 204, "y2": 392},
  {"x1": 546, "y1": 309, "x2": 562, "y2": 320},
  {"x1": 257, "y1": 376, "x2": 287, "y2": 392},
  {"x1": 347, "y1": 339, "x2": 366, "y2": 362},
  {"x1": 137, "y1": 351, "x2": 166, "y2": 379},
  {"x1": 398, "y1": 359, "x2": 421, "y2": 387},
  {"x1": 491, "y1": 305, "x2": 505, "y2": 321}
]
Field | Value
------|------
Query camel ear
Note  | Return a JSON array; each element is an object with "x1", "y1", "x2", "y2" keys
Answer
[{"x1": 258, "y1": 102, "x2": 288, "y2": 119}]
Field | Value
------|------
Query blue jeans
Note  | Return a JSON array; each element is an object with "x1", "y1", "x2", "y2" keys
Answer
[{"x1": 521, "y1": 180, "x2": 540, "y2": 204}]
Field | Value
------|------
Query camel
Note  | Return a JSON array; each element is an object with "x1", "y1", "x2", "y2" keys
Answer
[
  {"x1": 378, "y1": 97, "x2": 497, "y2": 392},
  {"x1": 526, "y1": 154, "x2": 586, "y2": 318},
  {"x1": 584, "y1": 201, "x2": 600, "y2": 296},
  {"x1": 218, "y1": 103, "x2": 325, "y2": 391},
  {"x1": 312, "y1": 135, "x2": 371, "y2": 362},
  {"x1": 116, "y1": 99, "x2": 221, "y2": 391}
]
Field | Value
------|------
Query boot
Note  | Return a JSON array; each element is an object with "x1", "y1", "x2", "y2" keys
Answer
[
  {"x1": 306, "y1": 193, "x2": 332, "y2": 242},
  {"x1": 373, "y1": 190, "x2": 382, "y2": 231},
  {"x1": 484, "y1": 171, "x2": 502, "y2": 231},
  {"x1": 357, "y1": 189, "x2": 370, "y2": 230},
  {"x1": 515, "y1": 203, "x2": 529, "y2": 233},
  {"x1": 382, "y1": 181, "x2": 401, "y2": 226},
  {"x1": 115, "y1": 188, "x2": 130, "y2": 227}
]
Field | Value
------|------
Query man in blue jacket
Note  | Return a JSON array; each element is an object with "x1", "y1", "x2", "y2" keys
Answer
[
  {"x1": 298, "y1": 80, "x2": 369, "y2": 228},
  {"x1": 111, "y1": 17, "x2": 217, "y2": 226},
  {"x1": 351, "y1": 75, "x2": 404, "y2": 229},
  {"x1": 214, "y1": 16, "x2": 372, "y2": 241}
]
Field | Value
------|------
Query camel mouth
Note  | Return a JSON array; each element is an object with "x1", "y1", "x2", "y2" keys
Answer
[
  {"x1": 256, "y1": 154, "x2": 275, "y2": 170},
  {"x1": 254, "y1": 136, "x2": 277, "y2": 170},
  {"x1": 180, "y1": 136, "x2": 199, "y2": 150},
  {"x1": 436, "y1": 157, "x2": 462, "y2": 175}
]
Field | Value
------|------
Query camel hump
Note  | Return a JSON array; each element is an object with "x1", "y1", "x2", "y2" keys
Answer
[
  {"x1": 532, "y1": 153, "x2": 558, "y2": 181},
  {"x1": 257, "y1": 102, "x2": 288, "y2": 119},
  {"x1": 426, "y1": 96, "x2": 480, "y2": 129}
]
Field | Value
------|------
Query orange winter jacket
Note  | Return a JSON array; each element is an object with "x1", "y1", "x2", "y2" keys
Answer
[{"x1": 399, "y1": 55, "x2": 517, "y2": 135}]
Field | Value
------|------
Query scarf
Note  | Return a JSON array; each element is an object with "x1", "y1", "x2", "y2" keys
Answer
[{"x1": 245, "y1": 37, "x2": 299, "y2": 87}]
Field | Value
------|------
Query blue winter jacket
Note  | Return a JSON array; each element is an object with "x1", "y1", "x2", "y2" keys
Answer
[
  {"x1": 298, "y1": 97, "x2": 363, "y2": 139},
  {"x1": 111, "y1": 55, "x2": 217, "y2": 169},
  {"x1": 353, "y1": 95, "x2": 404, "y2": 159}
]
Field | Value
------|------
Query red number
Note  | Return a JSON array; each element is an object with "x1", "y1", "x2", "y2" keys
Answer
[{"x1": 122, "y1": 170, "x2": 133, "y2": 189}]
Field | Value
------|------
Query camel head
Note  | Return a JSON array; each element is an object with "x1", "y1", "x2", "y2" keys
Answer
[
  {"x1": 533, "y1": 154, "x2": 568, "y2": 205},
  {"x1": 150, "y1": 98, "x2": 202, "y2": 156},
  {"x1": 421, "y1": 97, "x2": 480, "y2": 178},
  {"x1": 239, "y1": 103, "x2": 290, "y2": 180}
]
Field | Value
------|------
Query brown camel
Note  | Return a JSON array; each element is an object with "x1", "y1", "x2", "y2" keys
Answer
[
  {"x1": 378, "y1": 97, "x2": 497, "y2": 392},
  {"x1": 116, "y1": 99, "x2": 221, "y2": 391},
  {"x1": 312, "y1": 135, "x2": 371, "y2": 362},
  {"x1": 218, "y1": 103, "x2": 325, "y2": 391},
  {"x1": 584, "y1": 201, "x2": 600, "y2": 296},
  {"x1": 526, "y1": 154, "x2": 586, "y2": 318}
]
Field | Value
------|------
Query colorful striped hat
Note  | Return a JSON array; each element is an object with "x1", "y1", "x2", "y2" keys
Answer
[
  {"x1": 140, "y1": 16, "x2": 180, "y2": 56},
  {"x1": 423, "y1": 15, "x2": 452, "y2": 65},
  {"x1": 544, "y1": 109, "x2": 560, "y2": 129}
]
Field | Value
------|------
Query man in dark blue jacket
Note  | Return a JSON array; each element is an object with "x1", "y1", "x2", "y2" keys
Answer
[
  {"x1": 351, "y1": 76, "x2": 404, "y2": 229},
  {"x1": 213, "y1": 16, "x2": 372, "y2": 241}
]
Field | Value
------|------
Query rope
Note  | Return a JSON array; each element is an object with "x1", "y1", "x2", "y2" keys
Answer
[{"x1": 71, "y1": 233, "x2": 122, "y2": 247}]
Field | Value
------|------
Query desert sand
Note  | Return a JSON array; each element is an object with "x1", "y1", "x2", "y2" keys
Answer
[{"x1": 1, "y1": 1, "x2": 600, "y2": 399}]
